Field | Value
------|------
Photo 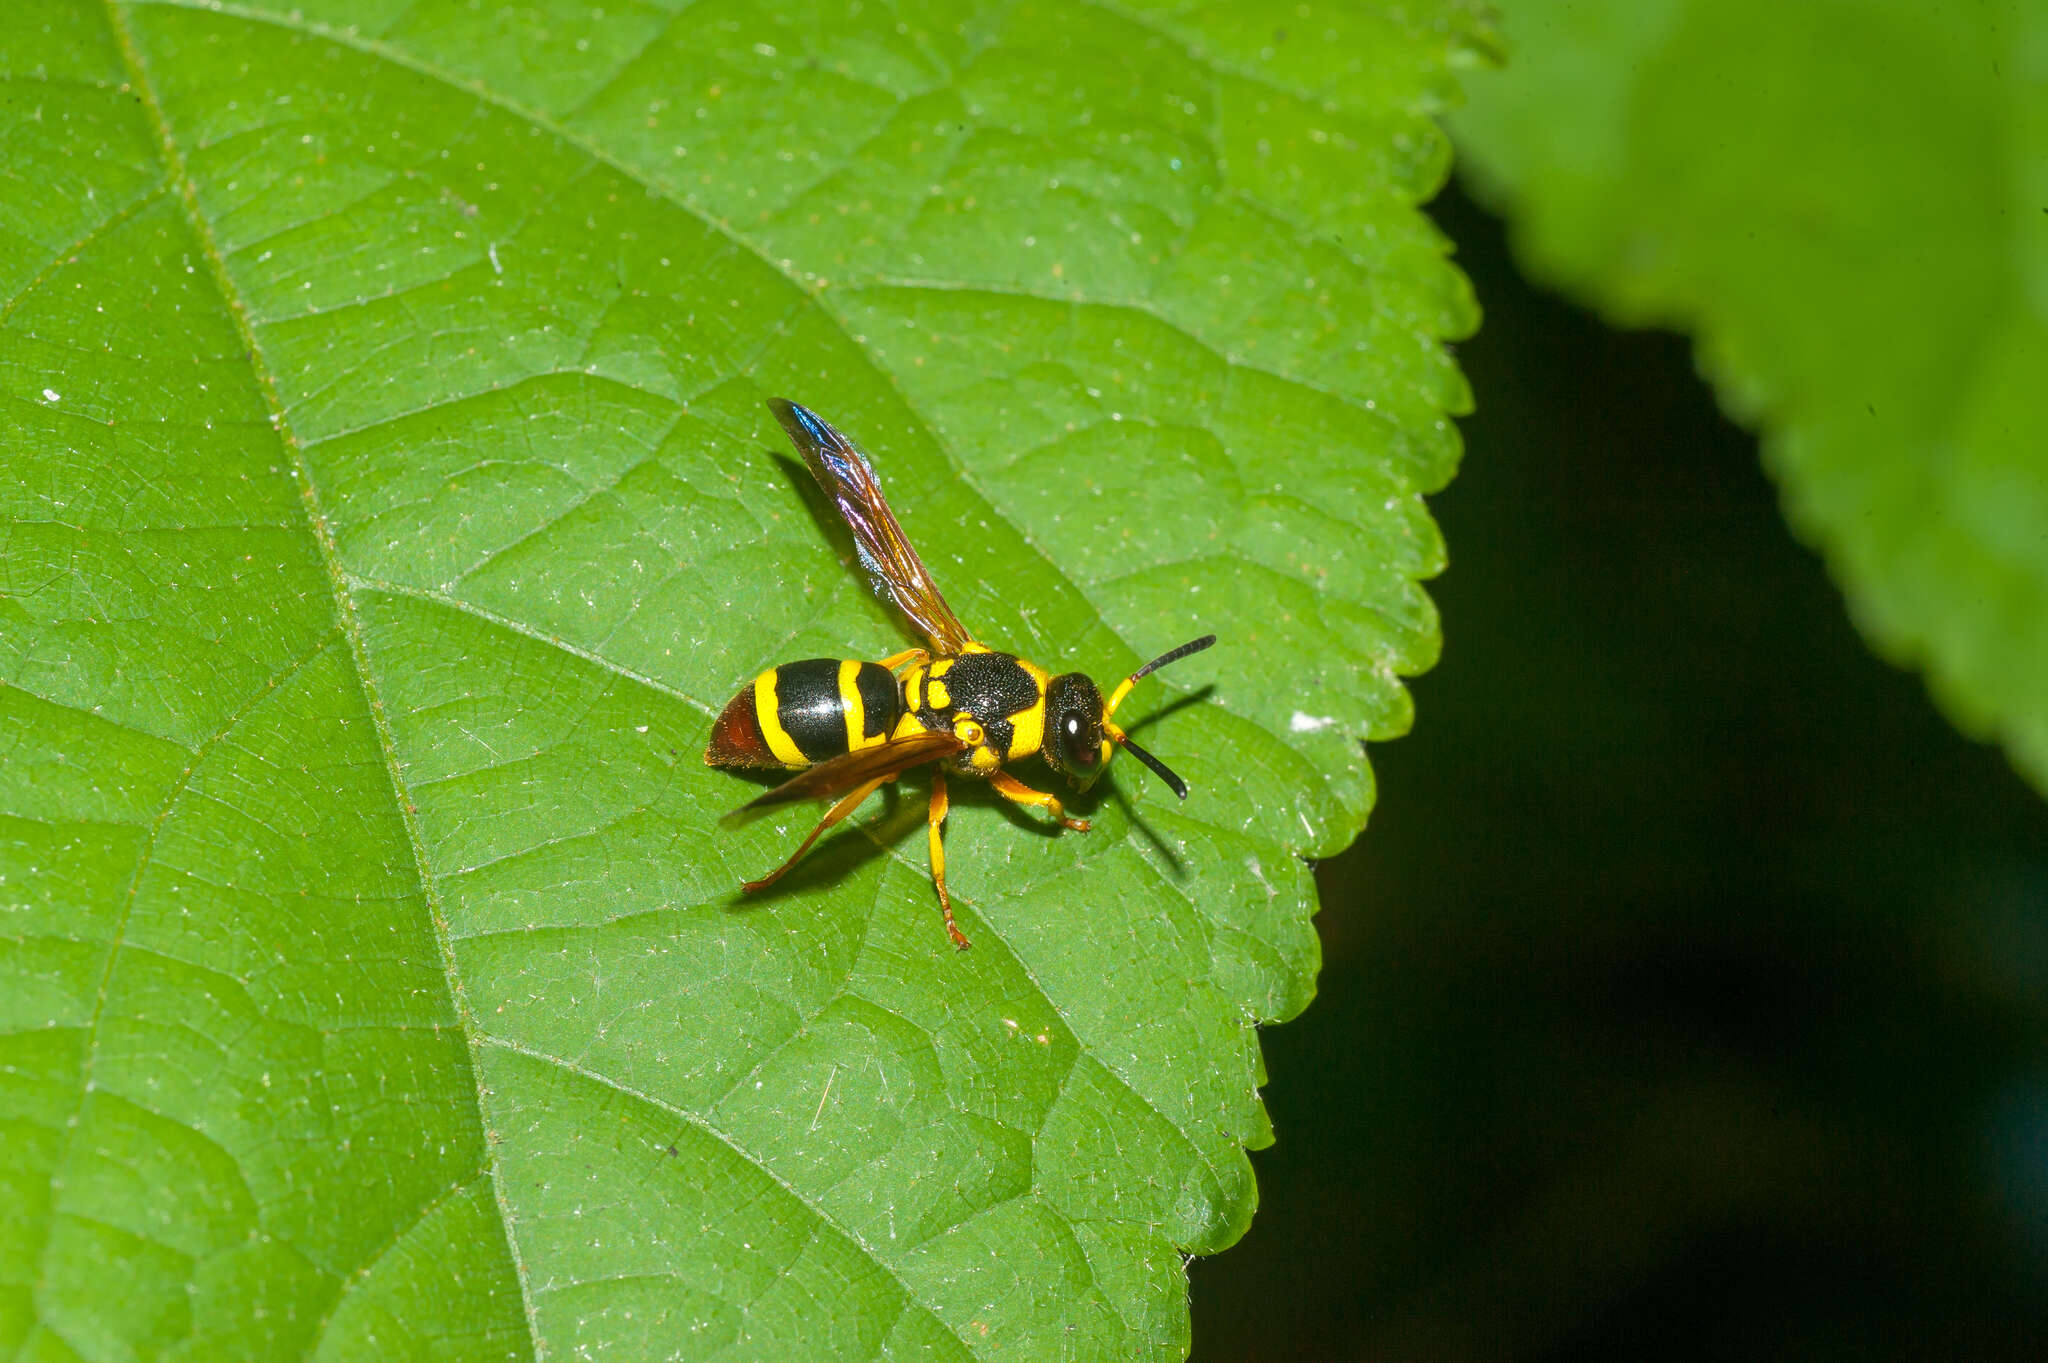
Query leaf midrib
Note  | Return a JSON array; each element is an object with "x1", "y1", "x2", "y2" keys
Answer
[{"x1": 99, "y1": 1, "x2": 548, "y2": 1354}]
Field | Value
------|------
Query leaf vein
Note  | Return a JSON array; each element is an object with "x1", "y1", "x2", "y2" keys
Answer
[
  {"x1": 0, "y1": 180, "x2": 168, "y2": 326},
  {"x1": 348, "y1": 573, "x2": 717, "y2": 717},
  {"x1": 474, "y1": 1031, "x2": 982, "y2": 1361},
  {"x1": 25, "y1": 621, "x2": 338, "y2": 1307},
  {"x1": 300, "y1": 1172, "x2": 493, "y2": 1362}
]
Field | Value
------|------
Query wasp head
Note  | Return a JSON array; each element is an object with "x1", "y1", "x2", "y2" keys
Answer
[
  {"x1": 1042, "y1": 672, "x2": 1111, "y2": 789},
  {"x1": 1040, "y1": 635, "x2": 1216, "y2": 799}
]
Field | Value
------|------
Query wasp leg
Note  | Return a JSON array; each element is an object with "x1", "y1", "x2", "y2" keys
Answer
[
  {"x1": 928, "y1": 768, "x2": 970, "y2": 950},
  {"x1": 877, "y1": 648, "x2": 930, "y2": 673},
  {"x1": 988, "y1": 770, "x2": 1091, "y2": 832},
  {"x1": 742, "y1": 776, "x2": 890, "y2": 893}
]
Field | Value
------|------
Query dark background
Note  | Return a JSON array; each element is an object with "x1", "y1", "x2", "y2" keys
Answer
[{"x1": 1189, "y1": 181, "x2": 2048, "y2": 1361}]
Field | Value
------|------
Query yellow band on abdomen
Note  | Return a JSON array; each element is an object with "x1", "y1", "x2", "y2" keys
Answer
[
  {"x1": 753, "y1": 670, "x2": 807, "y2": 765},
  {"x1": 837, "y1": 659, "x2": 879, "y2": 750}
]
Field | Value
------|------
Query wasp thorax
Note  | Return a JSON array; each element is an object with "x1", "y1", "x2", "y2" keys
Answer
[{"x1": 1043, "y1": 673, "x2": 1108, "y2": 786}]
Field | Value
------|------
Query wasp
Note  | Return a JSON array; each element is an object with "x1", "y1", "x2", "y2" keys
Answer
[{"x1": 706, "y1": 399, "x2": 1215, "y2": 950}]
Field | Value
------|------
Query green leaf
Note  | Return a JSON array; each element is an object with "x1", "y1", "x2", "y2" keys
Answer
[
  {"x1": 1, "y1": 2, "x2": 1479, "y2": 1358},
  {"x1": 1450, "y1": 0, "x2": 2048, "y2": 793}
]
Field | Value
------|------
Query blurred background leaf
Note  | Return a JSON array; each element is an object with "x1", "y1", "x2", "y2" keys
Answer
[
  {"x1": 1451, "y1": 0, "x2": 2048, "y2": 794},
  {"x1": 1191, "y1": 2, "x2": 2048, "y2": 1349},
  {"x1": 0, "y1": 2, "x2": 1482, "y2": 1359},
  {"x1": 1193, "y1": 178, "x2": 2048, "y2": 1363}
]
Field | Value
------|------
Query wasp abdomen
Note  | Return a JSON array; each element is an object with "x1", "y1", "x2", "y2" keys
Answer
[{"x1": 705, "y1": 658, "x2": 901, "y2": 769}]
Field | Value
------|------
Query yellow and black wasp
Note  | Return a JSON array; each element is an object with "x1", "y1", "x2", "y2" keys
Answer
[{"x1": 706, "y1": 398, "x2": 1215, "y2": 950}]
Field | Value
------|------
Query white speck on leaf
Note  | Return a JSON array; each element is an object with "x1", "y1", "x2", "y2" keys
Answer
[{"x1": 1289, "y1": 711, "x2": 1335, "y2": 733}]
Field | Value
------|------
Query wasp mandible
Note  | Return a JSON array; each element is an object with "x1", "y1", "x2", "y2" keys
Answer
[{"x1": 706, "y1": 399, "x2": 1214, "y2": 949}]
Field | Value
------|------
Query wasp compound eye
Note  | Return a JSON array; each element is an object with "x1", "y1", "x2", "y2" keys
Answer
[
  {"x1": 1041, "y1": 672, "x2": 1106, "y2": 782},
  {"x1": 1059, "y1": 712, "x2": 1100, "y2": 772}
]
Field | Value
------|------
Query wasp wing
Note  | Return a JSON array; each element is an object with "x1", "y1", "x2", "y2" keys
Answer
[
  {"x1": 769, "y1": 398, "x2": 976, "y2": 656},
  {"x1": 723, "y1": 729, "x2": 965, "y2": 822}
]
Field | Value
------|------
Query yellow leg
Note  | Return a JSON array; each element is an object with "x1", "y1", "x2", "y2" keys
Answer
[
  {"x1": 742, "y1": 777, "x2": 889, "y2": 893},
  {"x1": 878, "y1": 648, "x2": 929, "y2": 672},
  {"x1": 928, "y1": 768, "x2": 970, "y2": 950},
  {"x1": 989, "y1": 770, "x2": 1090, "y2": 832}
]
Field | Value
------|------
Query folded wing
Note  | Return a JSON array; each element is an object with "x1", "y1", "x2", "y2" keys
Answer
[
  {"x1": 769, "y1": 398, "x2": 976, "y2": 656},
  {"x1": 725, "y1": 728, "x2": 966, "y2": 821}
]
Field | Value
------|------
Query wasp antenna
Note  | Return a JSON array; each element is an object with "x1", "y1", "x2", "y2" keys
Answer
[
  {"x1": 1113, "y1": 732, "x2": 1190, "y2": 800},
  {"x1": 1132, "y1": 633, "x2": 1217, "y2": 683},
  {"x1": 1106, "y1": 633, "x2": 1216, "y2": 718}
]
